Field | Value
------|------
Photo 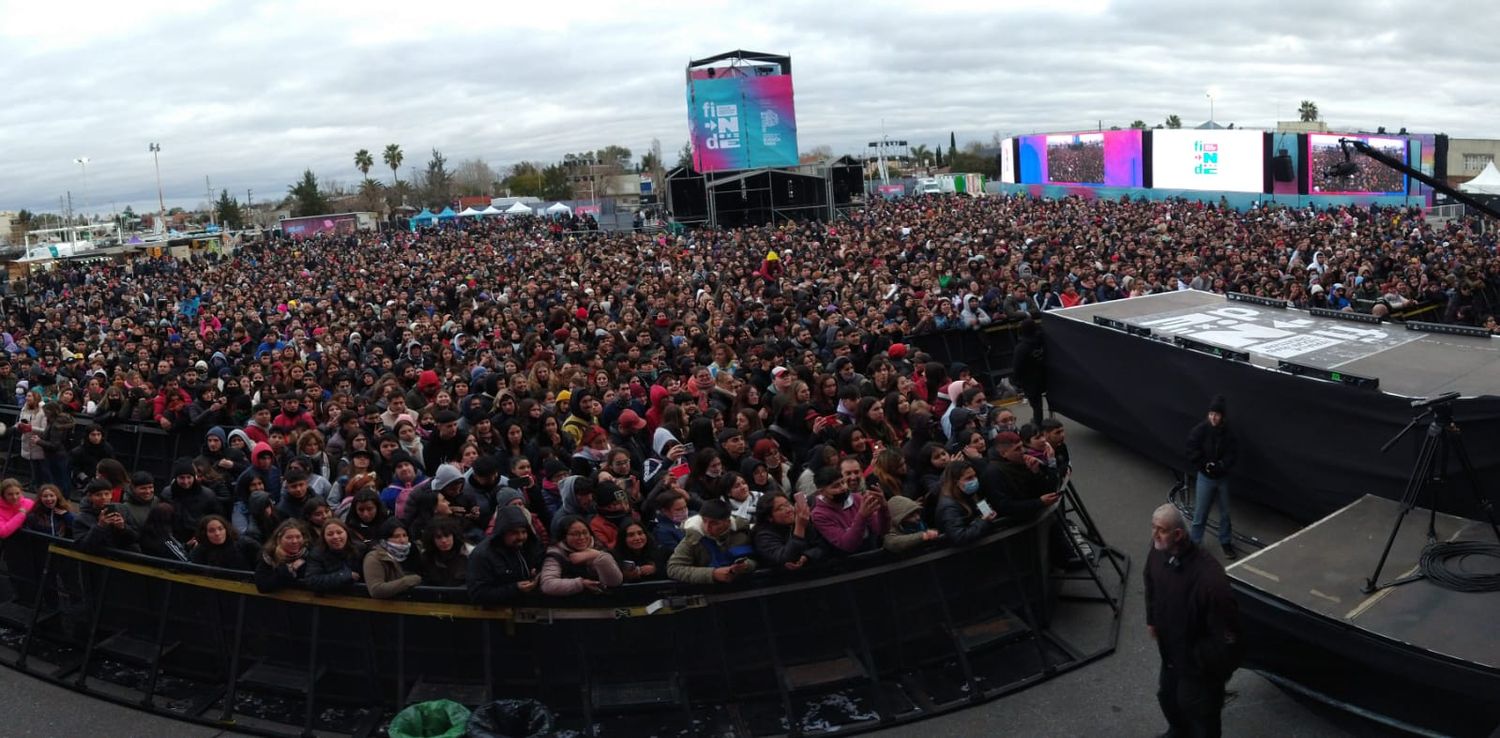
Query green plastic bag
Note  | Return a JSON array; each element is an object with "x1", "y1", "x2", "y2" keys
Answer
[{"x1": 389, "y1": 699, "x2": 472, "y2": 738}]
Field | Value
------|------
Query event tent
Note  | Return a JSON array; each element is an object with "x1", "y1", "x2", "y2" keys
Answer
[
  {"x1": 545, "y1": 202, "x2": 572, "y2": 216},
  {"x1": 437, "y1": 207, "x2": 458, "y2": 220},
  {"x1": 481, "y1": 205, "x2": 504, "y2": 216},
  {"x1": 1459, "y1": 161, "x2": 1500, "y2": 195},
  {"x1": 457, "y1": 207, "x2": 485, "y2": 218},
  {"x1": 505, "y1": 202, "x2": 534, "y2": 215},
  {"x1": 411, "y1": 209, "x2": 438, "y2": 225}
]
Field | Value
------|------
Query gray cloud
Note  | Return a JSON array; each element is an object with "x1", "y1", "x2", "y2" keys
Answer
[{"x1": 1, "y1": 0, "x2": 1494, "y2": 215}]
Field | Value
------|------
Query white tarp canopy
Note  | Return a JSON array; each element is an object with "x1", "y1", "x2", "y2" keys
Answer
[
  {"x1": 545, "y1": 202, "x2": 572, "y2": 215},
  {"x1": 504, "y1": 201, "x2": 534, "y2": 215},
  {"x1": 480, "y1": 205, "x2": 504, "y2": 216},
  {"x1": 1460, "y1": 161, "x2": 1500, "y2": 195},
  {"x1": 457, "y1": 207, "x2": 485, "y2": 218}
]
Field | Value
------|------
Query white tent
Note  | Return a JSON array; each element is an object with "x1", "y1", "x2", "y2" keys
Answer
[
  {"x1": 480, "y1": 205, "x2": 504, "y2": 216},
  {"x1": 504, "y1": 201, "x2": 534, "y2": 215},
  {"x1": 1460, "y1": 161, "x2": 1500, "y2": 195},
  {"x1": 545, "y1": 202, "x2": 572, "y2": 215},
  {"x1": 457, "y1": 207, "x2": 485, "y2": 218}
]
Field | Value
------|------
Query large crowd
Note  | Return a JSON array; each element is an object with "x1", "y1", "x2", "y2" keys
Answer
[
  {"x1": 0, "y1": 191, "x2": 1495, "y2": 604},
  {"x1": 1310, "y1": 144, "x2": 1407, "y2": 193},
  {"x1": 1047, "y1": 141, "x2": 1106, "y2": 184}
]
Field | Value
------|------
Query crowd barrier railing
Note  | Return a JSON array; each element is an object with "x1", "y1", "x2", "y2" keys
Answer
[{"x1": 0, "y1": 507, "x2": 1127, "y2": 737}]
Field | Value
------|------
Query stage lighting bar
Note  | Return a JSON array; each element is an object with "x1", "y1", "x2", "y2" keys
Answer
[
  {"x1": 1277, "y1": 360, "x2": 1379, "y2": 390},
  {"x1": 1227, "y1": 292, "x2": 1288, "y2": 309},
  {"x1": 1309, "y1": 307, "x2": 1382, "y2": 324},
  {"x1": 1405, "y1": 321, "x2": 1493, "y2": 338},
  {"x1": 1173, "y1": 336, "x2": 1250, "y2": 362},
  {"x1": 1093, "y1": 315, "x2": 1153, "y2": 337}
]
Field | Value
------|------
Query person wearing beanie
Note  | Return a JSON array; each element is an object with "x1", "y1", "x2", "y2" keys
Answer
[
  {"x1": 165, "y1": 457, "x2": 222, "y2": 540},
  {"x1": 1186, "y1": 394, "x2": 1238, "y2": 559},
  {"x1": 407, "y1": 369, "x2": 443, "y2": 412},
  {"x1": 666, "y1": 497, "x2": 757, "y2": 584}
]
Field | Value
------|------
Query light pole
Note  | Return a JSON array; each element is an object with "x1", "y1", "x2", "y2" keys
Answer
[
  {"x1": 73, "y1": 157, "x2": 90, "y2": 228},
  {"x1": 149, "y1": 143, "x2": 166, "y2": 234}
]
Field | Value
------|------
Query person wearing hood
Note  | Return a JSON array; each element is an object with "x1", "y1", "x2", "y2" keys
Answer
[
  {"x1": 363, "y1": 523, "x2": 424, "y2": 599},
  {"x1": 487, "y1": 487, "x2": 550, "y2": 547},
  {"x1": 164, "y1": 458, "x2": 222, "y2": 541},
  {"x1": 422, "y1": 409, "x2": 469, "y2": 475},
  {"x1": 555, "y1": 474, "x2": 598, "y2": 522},
  {"x1": 240, "y1": 487, "x2": 282, "y2": 544},
  {"x1": 379, "y1": 451, "x2": 427, "y2": 518},
  {"x1": 406, "y1": 369, "x2": 442, "y2": 412},
  {"x1": 667, "y1": 499, "x2": 757, "y2": 584},
  {"x1": 404, "y1": 463, "x2": 480, "y2": 540},
  {"x1": 752, "y1": 491, "x2": 824, "y2": 571},
  {"x1": 69, "y1": 425, "x2": 117, "y2": 493},
  {"x1": 234, "y1": 441, "x2": 283, "y2": 510},
  {"x1": 539, "y1": 513, "x2": 623, "y2": 597},
  {"x1": 467, "y1": 506, "x2": 543, "y2": 603},
  {"x1": 198, "y1": 427, "x2": 245, "y2": 480},
  {"x1": 959, "y1": 293, "x2": 993, "y2": 329},
  {"x1": 1186, "y1": 395, "x2": 1238, "y2": 559},
  {"x1": 570, "y1": 425, "x2": 612, "y2": 477},
  {"x1": 560, "y1": 390, "x2": 601, "y2": 448},
  {"x1": 588, "y1": 481, "x2": 637, "y2": 550}
]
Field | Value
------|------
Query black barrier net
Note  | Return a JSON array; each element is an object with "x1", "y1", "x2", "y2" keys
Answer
[
  {"x1": 1044, "y1": 315, "x2": 1500, "y2": 522},
  {"x1": 0, "y1": 517, "x2": 1126, "y2": 738}
]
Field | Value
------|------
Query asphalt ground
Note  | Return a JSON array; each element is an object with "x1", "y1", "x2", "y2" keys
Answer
[{"x1": 0, "y1": 413, "x2": 1394, "y2": 737}]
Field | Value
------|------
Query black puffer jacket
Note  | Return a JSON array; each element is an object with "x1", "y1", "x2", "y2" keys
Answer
[{"x1": 466, "y1": 507, "x2": 541, "y2": 603}]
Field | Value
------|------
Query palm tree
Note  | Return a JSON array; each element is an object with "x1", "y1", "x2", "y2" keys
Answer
[
  {"x1": 1164, "y1": 114, "x2": 1183, "y2": 129},
  {"x1": 382, "y1": 144, "x2": 403, "y2": 187},
  {"x1": 1298, "y1": 100, "x2": 1319, "y2": 122},
  {"x1": 909, "y1": 144, "x2": 932, "y2": 166},
  {"x1": 354, "y1": 149, "x2": 374, "y2": 179}
]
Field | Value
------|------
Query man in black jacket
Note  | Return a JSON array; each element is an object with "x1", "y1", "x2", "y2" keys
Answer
[
  {"x1": 1144, "y1": 503, "x2": 1242, "y2": 738},
  {"x1": 1011, "y1": 318, "x2": 1047, "y2": 427},
  {"x1": 467, "y1": 506, "x2": 542, "y2": 603},
  {"x1": 1186, "y1": 394, "x2": 1238, "y2": 559}
]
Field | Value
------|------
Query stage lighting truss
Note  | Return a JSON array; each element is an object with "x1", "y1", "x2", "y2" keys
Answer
[
  {"x1": 1405, "y1": 321, "x2": 1493, "y2": 338},
  {"x1": 1277, "y1": 360, "x2": 1379, "y2": 390}
]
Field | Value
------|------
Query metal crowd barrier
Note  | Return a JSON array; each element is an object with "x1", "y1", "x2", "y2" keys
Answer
[
  {"x1": 0, "y1": 508, "x2": 1127, "y2": 737},
  {"x1": 904, "y1": 321, "x2": 1026, "y2": 390},
  {"x1": 0, "y1": 405, "x2": 193, "y2": 487}
]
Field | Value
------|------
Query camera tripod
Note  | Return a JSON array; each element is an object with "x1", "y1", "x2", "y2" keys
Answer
[{"x1": 1363, "y1": 393, "x2": 1500, "y2": 594}]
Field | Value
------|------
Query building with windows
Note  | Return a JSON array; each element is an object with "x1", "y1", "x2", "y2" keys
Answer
[{"x1": 1447, "y1": 138, "x2": 1500, "y2": 184}]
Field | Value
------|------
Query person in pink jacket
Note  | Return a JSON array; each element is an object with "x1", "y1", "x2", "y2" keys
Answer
[
  {"x1": 810, "y1": 466, "x2": 889, "y2": 555},
  {"x1": 539, "y1": 514, "x2": 622, "y2": 596},
  {"x1": 0, "y1": 478, "x2": 36, "y2": 539}
]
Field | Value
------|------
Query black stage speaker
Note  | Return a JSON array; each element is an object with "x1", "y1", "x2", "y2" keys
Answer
[{"x1": 1273, "y1": 149, "x2": 1296, "y2": 182}]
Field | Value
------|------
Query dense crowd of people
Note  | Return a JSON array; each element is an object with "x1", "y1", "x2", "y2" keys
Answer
[
  {"x1": 1, "y1": 191, "x2": 1495, "y2": 604},
  {"x1": 1048, "y1": 141, "x2": 1106, "y2": 184},
  {"x1": 1310, "y1": 144, "x2": 1407, "y2": 193}
]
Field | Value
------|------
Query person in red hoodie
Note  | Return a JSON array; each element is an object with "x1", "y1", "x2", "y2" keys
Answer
[{"x1": 644, "y1": 384, "x2": 671, "y2": 432}]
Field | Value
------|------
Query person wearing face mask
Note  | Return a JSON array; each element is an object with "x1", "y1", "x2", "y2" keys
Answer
[
  {"x1": 931, "y1": 459, "x2": 998, "y2": 546},
  {"x1": 1144, "y1": 503, "x2": 1242, "y2": 738},
  {"x1": 363, "y1": 524, "x2": 424, "y2": 599}
]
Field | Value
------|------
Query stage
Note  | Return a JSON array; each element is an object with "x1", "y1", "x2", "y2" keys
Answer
[
  {"x1": 1228, "y1": 495, "x2": 1500, "y2": 736},
  {"x1": 1043, "y1": 290, "x2": 1500, "y2": 521}
]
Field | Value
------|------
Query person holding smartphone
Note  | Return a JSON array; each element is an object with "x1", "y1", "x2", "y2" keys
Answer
[{"x1": 933, "y1": 459, "x2": 996, "y2": 546}]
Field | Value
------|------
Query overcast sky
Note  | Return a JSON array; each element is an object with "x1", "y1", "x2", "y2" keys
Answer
[{"x1": 2, "y1": 0, "x2": 1494, "y2": 216}]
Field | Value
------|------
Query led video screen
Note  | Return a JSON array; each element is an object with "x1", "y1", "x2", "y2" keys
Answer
[
  {"x1": 687, "y1": 74, "x2": 799, "y2": 172},
  {"x1": 1309, "y1": 133, "x2": 1406, "y2": 194},
  {"x1": 1018, "y1": 130, "x2": 1143, "y2": 187},
  {"x1": 1151, "y1": 129, "x2": 1266, "y2": 193}
]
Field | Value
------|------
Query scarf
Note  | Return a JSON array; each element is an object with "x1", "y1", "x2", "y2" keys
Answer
[{"x1": 384, "y1": 540, "x2": 412, "y2": 562}]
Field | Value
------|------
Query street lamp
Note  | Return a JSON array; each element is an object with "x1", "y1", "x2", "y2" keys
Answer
[
  {"x1": 149, "y1": 143, "x2": 166, "y2": 234},
  {"x1": 73, "y1": 157, "x2": 90, "y2": 228}
]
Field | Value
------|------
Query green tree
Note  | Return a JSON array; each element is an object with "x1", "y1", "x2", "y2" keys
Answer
[
  {"x1": 1298, "y1": 100, "x2": 1319, "y2": 122},
  {"x1": 676, "y1": 142, "x2": 693, "y2": 170},
  {"x1": 948, "y1": 131, "x2": 957, "y2": 162},
  {"x1": 382, "y1": 144, "x2": 403, "y2": 187},
  {"x1": 354, "y1": 148, "x2": 374, "y2": 179},
  {"x1": 215, "y1": 189, "x2": 245, "y2": 228},
  {"x1": 639, "y1": 150, "x2": 660, "y2": 175},
  {"x1": 1165, "y1": 115, "x2": 1183, "y2": 129},
  {"x1": 1130, "y1": 120, "x2": 1148, "y2": 130},
  {"x1": 357, "y1": 179, "x2": 386, "y2": 214},
  {"x1": 287, "y1": 169, "x2": 330, "y2": 216},
  {"x1": 540, "y1": 163, "x2": 573, "y2": 201},
  {"x1": 423, "y1": 148, "x2": 452, "y2": 207},
  {"x1": 934, "y1": 146, "x2": 944, "y2": 168},
  {"x1": 504, "y1": 161, "x2": 543, "y2": 197}
]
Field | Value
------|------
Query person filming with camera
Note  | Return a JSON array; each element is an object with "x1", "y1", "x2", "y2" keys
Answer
[{"x1": 1186, "y1": 395, "x2": 1237, "y2": 560}]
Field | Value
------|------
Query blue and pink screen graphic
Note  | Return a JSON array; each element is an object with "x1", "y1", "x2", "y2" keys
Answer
[
  {"x1": 687, "y1": 75, "x2": 799, "y2": 172},
  {"x1": 1018, "y1": 130, "x2": 1143, "y2": 187}
]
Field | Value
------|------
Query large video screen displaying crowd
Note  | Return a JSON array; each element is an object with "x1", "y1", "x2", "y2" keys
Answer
[{"x1": 1, "y1": 192, "x2": 1494, "y2": 603}]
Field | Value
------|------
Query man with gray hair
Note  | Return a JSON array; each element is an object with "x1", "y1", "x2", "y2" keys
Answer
[{"x1": 1144, "y1": 503, "x2": 1242, "y2": 738}]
